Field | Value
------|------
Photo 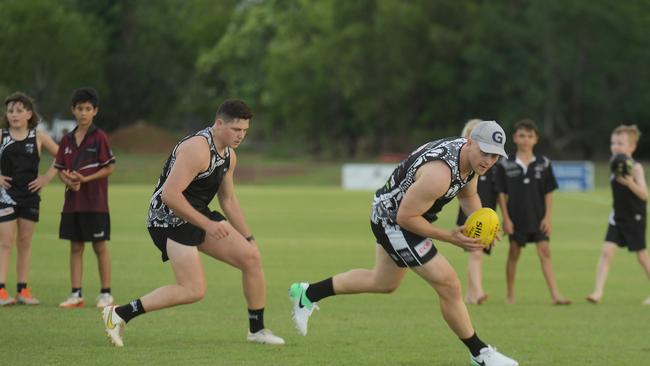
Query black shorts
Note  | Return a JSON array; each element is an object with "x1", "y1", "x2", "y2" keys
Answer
[
  {"x1": 0, "y1": 204, "x2": 39, "y2": 223},
  {"x1": 148, "y1": 210, "x2": 226, "y2": 262},
  {"x1": 59, "y1": 212, "x2": 110, "y2": 242},
  {"x1": 605, "y1": 222, "x2": 646, "y2": 252},
  {"x1": 371, "y1": 220, "x2": 438, "y2": 268},
  {"x1": 509, "y1": 231, "x2": 549, "y2": 247}
]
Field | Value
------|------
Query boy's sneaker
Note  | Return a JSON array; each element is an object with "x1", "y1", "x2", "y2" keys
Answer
[
  {"x1": 16, "y1": 288, "x2": 40, "y2": 305},
  {"x1": 96, "y1": 293, "x2": 114, "y2": 308},
  {"x1": 246, "y1": 329, "x2": 285, "y2": 345},
  {"x1": 59, "y1": 293, "x2": 84, "y2": 308},
  {"x1": 471, "y1": 345, "x2": 519, "y2": 366},
  {"x1": 0, "y1": 288, "x2": 16, "y2": 306},
  {"x1": 102, "y1": 305, "x2": 125, "y2": 347},
  {"x1": 289, "y1": 282, "x2": 319, "y2": 336}
]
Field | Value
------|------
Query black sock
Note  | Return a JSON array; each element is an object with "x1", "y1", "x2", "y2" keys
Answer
[
  {"x1": 17, "y1": 283, "x2": 27, "y2": 293},
  {"x1": 0, "y1": 283, "x2": 5, "y2": 289},
  {"x1": 248, "y1": 308, "x2": 265, "y2": 333},
  {"x1": 115, "y1": 299, "x2": 146, "y2": 323},
  {"x1": 72, "y1": 288, "x2": 82, "y2": 297},
  {"x1": 305, "y1": 278, "x2": 335, "y2": 302},
  {"x1": 100, "y1": 288, "x2": 111, "y2": 294},
  {"x1": 461, "y1": 333, "x2": 488, "y2": 357}
]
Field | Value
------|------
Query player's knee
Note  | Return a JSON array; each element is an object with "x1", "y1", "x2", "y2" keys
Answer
[
  {"x1": 537, "y1": 247, "x2": 551, "y2": 259},
  {"x1": 240, "y1": 249, "x2": 262, "y2": 271},
  {"x1": 374, "y1": 280, "x2": 399, "y2": 294},
  {"x1": 508, "y1": 247, "x2": 521, "y2": 260},
  {"x1": 70, "y1": 243, "x2": 85, "y2": 255},
  {"x1": 92, "y1": 242, "x2": 107, "y2": 255},
  {"x1": 437, "y1": 274, "x2": 462, "y2": 298},
  {"x1": 16, "y1": 235, "x2": 32, "y2": 249},
  {"x1": 0, "y1": 237, "x2": 12, "y2": 251},
  {"x1": 184, "y1": 283, "x2": 207, "y2": 303}
]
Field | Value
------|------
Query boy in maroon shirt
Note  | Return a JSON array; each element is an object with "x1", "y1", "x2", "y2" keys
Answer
[{"x1": 54, "y1": 88, "x2": 115, "y2": 308}]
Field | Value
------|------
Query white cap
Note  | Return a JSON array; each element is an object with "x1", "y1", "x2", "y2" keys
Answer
[{"x1": 469, "y1": 120, "x2": 507, "y2": 157}]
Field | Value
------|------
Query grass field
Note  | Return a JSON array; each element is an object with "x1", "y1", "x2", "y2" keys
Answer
[{"x1": 1, "y1": 176, "x2": 650, "y2": 365}]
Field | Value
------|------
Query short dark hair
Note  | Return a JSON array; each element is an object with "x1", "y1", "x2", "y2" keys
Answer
[
  {"x1": 215, "y1": 99, "x2": 253, "y2": 122},
  {"x1": 513, "y1": 118, "x2": 539, "y2": 135},
  {"x1": 3, "y1": 92, "x2": 40, "y2": 129},
  {"x1": 71, "y1": 87, "x2": 99, "y2": 108}
]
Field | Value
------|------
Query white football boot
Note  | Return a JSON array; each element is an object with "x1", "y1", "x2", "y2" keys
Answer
[
  {"x1": 102, "y1": 305, "x2": 126, "y2": 347},
  {"x1": 246, "y1": 329, "x2": 285, "y2": 345},
  {"x1": 471, "y1": 345, "x2": 519, "y2": 366},
  {"x1": 96, "y1": 293, "x2": 114, "y2": 308},
  {"x1": 289, "y1": 282, "x2": 319, "y2": 336}
]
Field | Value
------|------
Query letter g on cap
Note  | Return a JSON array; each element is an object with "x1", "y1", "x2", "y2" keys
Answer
[{"x1": 492, "y1": 131, "x2": 503, "y2": 144}]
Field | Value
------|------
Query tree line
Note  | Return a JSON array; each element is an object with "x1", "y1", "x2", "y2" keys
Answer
[{"x1": 2, "y1": 0, "x2": 649, "y2": 158}]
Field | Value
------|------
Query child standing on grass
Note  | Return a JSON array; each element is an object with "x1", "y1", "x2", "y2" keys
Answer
[
  {"x1": 0, "y1": 92, "x2": 59, "y2": 306},
  {"x1": 55, "y1": 88, "x2": 116, "y2": 309},
  {"x1": 587, "y1": 125, "x2": 650, "y2": 305},
  {"x1": 496, "y1": 118, "x2": 570, "y2": 305},
  {"x1": 456, "y1": 119, "x2": 500, "y2": 305}
]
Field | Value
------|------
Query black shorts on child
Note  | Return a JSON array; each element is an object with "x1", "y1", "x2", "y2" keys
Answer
[
  {"x1": 59, "y1": 212, "x2": 111, "y2": 242},
  {"x1": 509, "y1": 231, "x2": 549, "y2": 247},
  {"x1": 0, "y1": 203, "x2": 39, "y2": 223},
  {"x1": 148, "y1": 210, "x2": 226, "y2": 262},
  {"x1": 605, "y1": 222, "x2": 646, "y2": 252}
]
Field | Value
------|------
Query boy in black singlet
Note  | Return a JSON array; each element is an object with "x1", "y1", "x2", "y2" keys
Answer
[{"x1": 587, "y1": 124, "x2": 650, "y2": 305}]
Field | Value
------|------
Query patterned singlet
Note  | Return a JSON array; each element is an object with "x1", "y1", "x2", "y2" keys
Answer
[
  {"x1": 371, "y1": 137, "x2": 475, "y2": 227},
  {"x1": 147, "y1": 127, "x2": 230, "y2": 228}
]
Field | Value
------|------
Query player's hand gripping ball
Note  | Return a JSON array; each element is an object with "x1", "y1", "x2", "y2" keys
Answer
[
  {"x1": 610, "y1": 153, "x2": 634, "y2": 177},
  {"x1": 463, "y1": 208, "x2": 500, "y2": 247}
]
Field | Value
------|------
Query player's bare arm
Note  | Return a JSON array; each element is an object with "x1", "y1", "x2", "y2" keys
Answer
[
  {"x1": 457, "y1": 176, "x2": 482, "y2": 217},
  {"x1": 29, "y1": 130, "x2": 59, "y2": 192},
  {"x1": 69, "y1": 164, "x2": 114, "y2": 184},
  {"x1": 161, "y1": 136, "x2": 229, "y2": 240},
  {"x1": 396, "y1": 161, "x2": 482, "y2": 250},
  {"x1": 540, "y1": 192, "x2": 553, "y2": 235},
  {"x1": 217, "y1": 149, "x2": 253, "y2": 240},
  {"x1": 498, "y1": 192, "x2": 513, "y2": 234}
]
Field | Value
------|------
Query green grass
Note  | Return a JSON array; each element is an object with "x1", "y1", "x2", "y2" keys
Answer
[
  {"x1": 99, "y1": 151, "x2": 630, "y2": 188},
  {"x1": 4, "y1": 156, "x2": 650, "y2": 365},
  {"x1": 1, "y1": 183, "x2": 650, "y2": 365}
]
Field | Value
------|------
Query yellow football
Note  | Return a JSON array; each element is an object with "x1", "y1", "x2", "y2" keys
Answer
[{"x1": 463, "y1": 208, "x2": 500, "y2": 247}]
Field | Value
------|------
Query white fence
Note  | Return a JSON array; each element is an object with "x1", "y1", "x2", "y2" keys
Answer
[{"x1": 342, "y1": 161, "x2": 594, "y2": 191}]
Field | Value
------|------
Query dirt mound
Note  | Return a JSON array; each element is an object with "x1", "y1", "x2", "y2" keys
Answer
[{"x1": 109, "y1": 122, "x2": 180, "y2": 154}]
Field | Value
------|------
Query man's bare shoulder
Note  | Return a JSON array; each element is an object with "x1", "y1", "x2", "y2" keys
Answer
[
  {"x1": 416, "y1": 160, "x2": 452, "y2": 180},
  {"x1": 177, "y1": 135, "x2": 210, "y2": 155}
]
